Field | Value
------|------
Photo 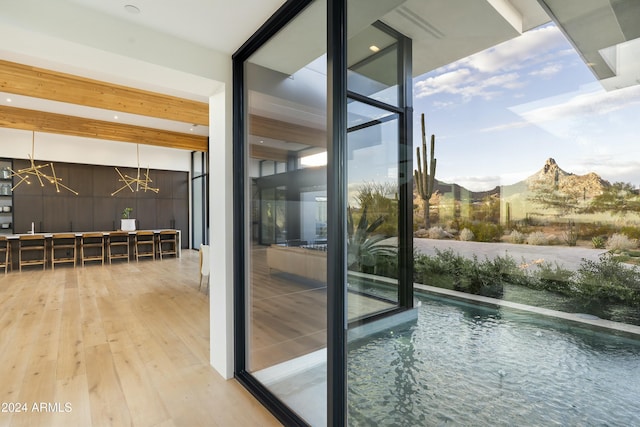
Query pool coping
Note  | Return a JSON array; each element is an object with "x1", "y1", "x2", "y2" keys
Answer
[{"x1": 414, "y1": 282, "x2": 640, "y2": 337}]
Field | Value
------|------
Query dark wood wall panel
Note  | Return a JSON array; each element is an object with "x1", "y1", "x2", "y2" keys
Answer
[
  {"x1": 92, "y1": 197, "x2": 116, "y2": 231},
  {"x1": 13, "y1": 195, "x2": 43, "y2": 233},
  {"x1": 12, "y1": 159, "x2": 189, "y2": 247},
  {"x1": 67, "y1": 197, "x2": 94, "y2": 232},
  {"x1": 43, "y1": 196, "x2": 69, "y2": 231}
]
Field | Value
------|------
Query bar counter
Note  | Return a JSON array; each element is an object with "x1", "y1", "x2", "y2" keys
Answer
[{"x1": 1, "y1": 229, "x2": 181, "y2": 271}]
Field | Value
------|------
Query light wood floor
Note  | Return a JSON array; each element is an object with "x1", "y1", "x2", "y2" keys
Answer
[
  {"x1": 0, "y1": 250, "x2": 281, "y2": 427},
  {"x1": 249, "y1": 246, "x2": 395, "y2": 372}
]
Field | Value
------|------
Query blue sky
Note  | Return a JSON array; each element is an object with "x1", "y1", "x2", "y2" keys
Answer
[{"x1": 412, "y1": 23, "x2": 640, "y2": 192}]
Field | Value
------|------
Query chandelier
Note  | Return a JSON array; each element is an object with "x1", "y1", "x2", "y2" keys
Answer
[
  {"x1": 111, "y1": 144, "x2": 159, "y2": 196},
  {"x1": 10, "y1": 131, "x2": 78, "y2": 195}
]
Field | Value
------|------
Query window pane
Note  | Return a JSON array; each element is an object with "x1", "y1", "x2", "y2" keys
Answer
[
  {"x1": 347, "y1": 100, "x2": 400, "y2": 319},
  {"x1": 348, "y1": 24, "x2": 399, "y2": 106},
  {"x1": 243, "y1": 1, "x2": 327, "y2": 424},
  {"x1": 347, "y1": 1, "x2": 640, "y2": 425}
]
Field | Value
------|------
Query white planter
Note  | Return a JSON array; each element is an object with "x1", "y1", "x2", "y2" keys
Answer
[{"x1": 121, "y1": 218, "x2": 136, "y2": 231}]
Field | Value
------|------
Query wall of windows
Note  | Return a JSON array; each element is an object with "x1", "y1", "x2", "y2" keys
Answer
[
  {"x1": 234, "y1": 0, "x2": 640, "y2": 425},
  {"x1": 191, "y1": 151, "x2": 208, "y2": 249}
]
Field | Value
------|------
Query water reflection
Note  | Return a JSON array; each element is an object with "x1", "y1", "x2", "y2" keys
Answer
[{"x1": 348, "y1": 293, "x2": 640, "y2": 426}]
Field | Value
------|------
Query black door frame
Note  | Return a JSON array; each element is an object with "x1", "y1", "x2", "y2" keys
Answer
[{"x1": 232, "y1": 1, "x2": 413, "y2": 425}]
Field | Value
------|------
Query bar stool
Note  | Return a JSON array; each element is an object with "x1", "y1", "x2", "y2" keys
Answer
[
  {"x1": 51, "y1": 233, "x2": 76, "y2": 269},
  {"x1": 107, "y1": 231, "x2": 130, "y2": 263},
  {"x1": 158, "y1": 230, "x2": 178, "y2": 260},
  {"x1": 18, "y1": 234, "x2": 47, "y2": 271},
  {"x1": 134, "y1": 231, "x2": 155, "y2": 261},
  {"x1": 0, "y1": 236, "x2": 10, "y2": 274},
  {"x1": 80, "y1": 232, "x2": 104, "y2": 266}
]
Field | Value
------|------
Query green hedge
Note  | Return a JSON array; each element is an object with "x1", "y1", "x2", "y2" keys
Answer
[{"x1": 373, "y1": 249, "x2": 640, "y2": 306}]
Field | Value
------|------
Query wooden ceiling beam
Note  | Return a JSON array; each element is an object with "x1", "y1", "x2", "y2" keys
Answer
[
  {"x1": 0, "y1": 59, "x2": 209, "y2": 126},
  {"x1": 250, "y1": 144, "x2": 289, "y2": 162},
  {"x1": 250, "y1": 114, "x2": 326, "y2": 148},
  {"x1": 0, "y1": 105, "x2": 207, "y2": 152}
]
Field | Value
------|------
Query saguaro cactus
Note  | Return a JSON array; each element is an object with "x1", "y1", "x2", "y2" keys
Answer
[{"x1": 414, "y1": 113, "x2": 437, "y2": 229}]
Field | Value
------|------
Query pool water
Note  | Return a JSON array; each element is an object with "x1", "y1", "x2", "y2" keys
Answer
[{"x1": 347, "y1": 293, "x2": 640, "y2": 426}]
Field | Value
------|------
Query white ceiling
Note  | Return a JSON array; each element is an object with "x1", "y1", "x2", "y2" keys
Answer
[
  {"x1": 64, "y1": 0, "x2": 287, "y2": 54},
  {"x1": 0, "y1": 0, "x2": 287, "y2": 139}
]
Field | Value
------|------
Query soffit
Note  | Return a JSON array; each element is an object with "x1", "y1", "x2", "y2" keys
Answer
[
  {"x1": 380, "y1": 0, "x2": 550, "y2": 77},
  {"x1": 540, "y1": 0, "x2": 640, "y2": 90}
]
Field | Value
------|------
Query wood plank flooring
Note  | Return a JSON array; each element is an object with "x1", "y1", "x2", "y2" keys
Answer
[
  {"x1": 0, "y1": 250, "x2": 280, "y2": 427},
  {"x1": 248, "y1": 246, "x2": 395, "y2": 372}
]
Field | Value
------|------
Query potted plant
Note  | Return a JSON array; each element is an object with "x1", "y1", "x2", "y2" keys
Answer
[{"x1": 121, "y1": 207, "x2": 136, "y2": 231}]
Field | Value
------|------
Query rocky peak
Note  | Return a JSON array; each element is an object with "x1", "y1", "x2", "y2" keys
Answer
[
  {"x1": 542, "y1": 157, "x2": 569, "y2": 176},
  {"x1": 526, "y1": 157, "x2": 609, "y2": 199}
]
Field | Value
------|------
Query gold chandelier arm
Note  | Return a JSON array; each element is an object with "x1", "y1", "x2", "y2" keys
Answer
[
  {"x1": 54, "y1": 181, "x2": 79, "y2": 196},
  {"x1": 10, "y1": 173, "x2": 30, "y2": 191},
  {"x1": 49, "y1": 163, "x2": 60, "y2": 192}
]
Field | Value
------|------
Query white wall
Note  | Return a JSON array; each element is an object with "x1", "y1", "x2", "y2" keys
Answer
[
  {"x1": 0, "y1": 128, "x2": 191, "y2": 172},
  {"x1": 209, "y1": 78, "x2": 235, "y2": 379},
  {"x1": 0, "y1": 10, "x2": 236, "y2": 380}
]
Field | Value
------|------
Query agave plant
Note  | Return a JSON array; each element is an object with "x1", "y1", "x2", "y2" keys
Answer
[{"x1": 347, "y1": 205, "x2": 397, "y2": 272}]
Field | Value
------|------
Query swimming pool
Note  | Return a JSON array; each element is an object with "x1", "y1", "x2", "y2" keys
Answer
[{"x1": 347, "y1": 293, "x2": 640, "y2": 426}]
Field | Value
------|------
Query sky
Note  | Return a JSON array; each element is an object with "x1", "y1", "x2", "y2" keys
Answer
[{"x1": 411, "y1": 23, "x2": 640, "y2": 192}]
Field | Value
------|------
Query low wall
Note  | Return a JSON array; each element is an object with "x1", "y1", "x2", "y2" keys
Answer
[{"x1": 266, "y1": 244, "x2": 326, "y2": 282}]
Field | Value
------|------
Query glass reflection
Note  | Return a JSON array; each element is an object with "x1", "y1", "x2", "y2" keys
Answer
[{"x1": 243, "y1": 1, "x2": 327, "y2": 424}]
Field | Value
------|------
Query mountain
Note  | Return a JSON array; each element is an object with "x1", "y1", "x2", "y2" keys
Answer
[
  {"x1": 415, "y1": 157, "x2": 610, "y2": 206},
  {"x1": 521, "y1": 158, "x2": 610, "y2": 199}
]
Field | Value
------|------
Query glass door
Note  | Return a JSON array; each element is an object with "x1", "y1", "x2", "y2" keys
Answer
[{"x1": 237, "y1": 1, "x2": 328, "y2": 425}]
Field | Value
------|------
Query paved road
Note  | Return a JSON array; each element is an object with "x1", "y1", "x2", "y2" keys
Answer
[{"x1": 409, "y1": 238, "x2": 608, "y2": 271}]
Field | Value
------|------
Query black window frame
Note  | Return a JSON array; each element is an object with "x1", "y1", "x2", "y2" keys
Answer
[{"x1": 232, "y1": 1, "x2": 413, "y2": 425}]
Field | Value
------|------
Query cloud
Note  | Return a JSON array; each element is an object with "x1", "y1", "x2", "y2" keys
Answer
[
  {"x1": 516, "y1": 84, "x2": 640, "y2": 126},
  {"x1": 440, "y1": 175, "x2": 501, "y2": 192},
  {"x1": 477, "y1": 82, "x2": 639, "y2": 135},
  {"x1": 415, "y1": 68, "x2": 472, "y2": 98},
  {"x1": 416, "y1": 71, "x2": 521, "y2": 101},
  {"x1": 529, "y1": 64, "x2": 563, "y2": 78},
  {"x1": 414, "y1": 24, "x2": 569, "y2": 103},
  {"x1": 478, "y1": 120, "x2": 531, "y2": 133},
  {"x1": 460, "y1": 25, "x2": 566, "y2": 73}
]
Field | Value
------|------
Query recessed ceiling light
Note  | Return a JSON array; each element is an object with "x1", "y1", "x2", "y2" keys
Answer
[
  {"x1": 114, "y1": 115, "x2": 119, "y2": 120},
  {"x1": 5, "y1": 98, "x2": 11, "y2": 102},
  {"x1": 124, "y1": 4, "x2": 140, "y2": 14},
  {"x1": 369, "y1": 45, "x2": 380, "y2": 53}
]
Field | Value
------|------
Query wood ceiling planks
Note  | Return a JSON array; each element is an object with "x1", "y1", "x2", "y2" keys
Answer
[
  {"x1": 0, "y1": 105, "x2": 207, "y2": 152},
  {"x1": 249, "y1": 114, "x2": 326, "y2": 148},
  {"x1": 0, "y1": 59, "x2": 209, "y2": 126}
]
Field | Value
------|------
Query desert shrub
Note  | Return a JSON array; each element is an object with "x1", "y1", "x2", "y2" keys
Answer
[
  {"x1": 580, "y1": 223, "x2": 615, "y2": 240},
  {"x1": 476, "y1": 222, "x2": 503, "y2": 242},
  {"x1": 619, "y1": 226, "x2": 640, "y2": 240},
  {"x1": 454, "y1": 255, "x2": 508, "y2": 298},
  {"x1": 414, "y1": 250, "x2": 640, "y2": 307},
  {"x1": 575, "y1": 254, "x2": 640, "y2": 305},
  {"x1": 374, "y1": 253, "x2": 398, "y2": 279},
  {"x1": 459, "y1": 228, "x2": 474, "y2": 241},
  {"x1": 526, "y1": 231, "x2": 549, "y2": 245},
  {"x1": 591, "y1": 236, "x2": 606, "y2": 249},
  {"x1": 561, "y1": 222, "x2": 579, "y2": 246},
  {"x1": 415, "y1": 249, "x2": 509, "y2": 298},
  {"x1": 427, "y1": 226, "x2": 449, "y2": 239},
  {"x1": 460, "y1": 221, "x2": 503, "y2": 242},
  {"x1": 414, "y1": 249, "x2": 466, "y2": 289},
  {"x1": 531, "y1": 262, "x2": 574, "y2": 294},
  {"x1": 508, "y1": 230, "x2": 526, "y2": 244},
  {"x1": 606, "y1": 233, "x2": 637, "y2": 251}
]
